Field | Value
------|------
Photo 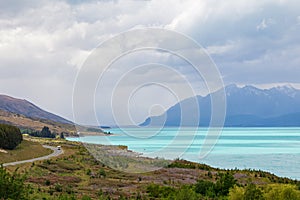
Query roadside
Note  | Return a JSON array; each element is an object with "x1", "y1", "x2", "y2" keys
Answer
[{"x1": 3, "y1": 145, "x2": 63, "y2": 167}]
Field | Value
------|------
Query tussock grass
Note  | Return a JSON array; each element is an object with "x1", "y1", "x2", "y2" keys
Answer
[{"x1": 0, "y1": 139, "x2": 52, "y2": 163}]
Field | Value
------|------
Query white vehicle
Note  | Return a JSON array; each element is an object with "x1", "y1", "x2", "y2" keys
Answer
[{"x1": 57, "y1": 146, "x2": 61, "y2": 150}]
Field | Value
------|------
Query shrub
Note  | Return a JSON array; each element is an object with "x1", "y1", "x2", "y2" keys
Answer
[
  {"x1": 195, "y1": 179, "x2": 216, "y2": 197},
  {"x1": 264, "y1": 184, "x2": 300, "y2": 200},
  {"x1": 243, "y1": 184, "x2": 264, "y2": 200},
  {"x1": 57, "y1": 194, "x2": 76, "y2": 200},
  {"x1": 86, "y1": 169, "x2": 91, "y2": 175},
  {"x1": 195, "y1": 172, "x2": 236, "y2": 197},
  {"x1": 98, "y1": 169, "x2": 106, "y2": 178},
  {"x1": 167, "y1": 186, "x2": 201, "y2": 200},
  {"x1": 45, "y1": 179, "x2": 51, "y2": 186},
  {"x1": 215, "y1": 172, "x2": 237, "y2": 196},
  {"x1": 228, "y1": 186, "x2": 245, "y2": 200},
  {"x1": 146, "y1": 184, "x2": 175, "y2": 198},
  {"x1": 55, "y1": 183, "x2": 63, "y2": 192},
  {"x1": 0, "y1": 166, "x2": 29, "y2": 199},
  {"x1": 81, "y1": 195, "x2": 92, "y2": 200}
]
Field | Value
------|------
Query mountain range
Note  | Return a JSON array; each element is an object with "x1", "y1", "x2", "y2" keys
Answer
[
  {"x1": 0, "y1": 94, "x2": 105, "y2": 135},
  {"x1": 141, "y1": 84, "x2": 300, "y2": 127},
  {"x1": 0, "y1": 94, "x2": 78, "y2": 134},
  {"x1": 0, "y1": 95, "x2": 72, "y2": 124}
]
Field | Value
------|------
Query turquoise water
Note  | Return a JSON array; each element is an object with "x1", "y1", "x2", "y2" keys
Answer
[{"x1": 67, "y1": 127, "x2": 300, "y2": 179}]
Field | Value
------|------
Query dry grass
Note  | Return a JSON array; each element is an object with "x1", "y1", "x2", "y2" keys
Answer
[
  {"x1": 0, "y1": 139, "x2": 52, "y2": 164},
  {"x1": 0, "y1": 109, "x2": 76, "y2": 134},
  {"x1": 0, "y1": 110, "x2": 105, "y2": 136}
]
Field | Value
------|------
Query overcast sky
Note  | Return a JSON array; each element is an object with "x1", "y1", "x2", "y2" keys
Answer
[{"x1": 1, "y1": 0, "x2": 300, "y2": 125}]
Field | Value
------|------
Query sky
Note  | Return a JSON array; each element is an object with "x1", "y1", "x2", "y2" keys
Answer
[{"x1": 0, "y1": 0, "x2": 300, "y2": 125}]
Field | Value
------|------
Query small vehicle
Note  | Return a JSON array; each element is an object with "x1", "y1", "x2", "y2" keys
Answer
[{"x1": 57, "y1": 146, "x2": 61, "y2": 150}]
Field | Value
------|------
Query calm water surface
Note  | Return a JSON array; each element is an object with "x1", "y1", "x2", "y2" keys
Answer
[{"x1": 67, "y1": 127, "x2": 300, "y2": 179}]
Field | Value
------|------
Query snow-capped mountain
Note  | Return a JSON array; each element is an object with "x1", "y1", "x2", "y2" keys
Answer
[{"x1": 141, "y1": 84, "x2": 300, "y2": 127}]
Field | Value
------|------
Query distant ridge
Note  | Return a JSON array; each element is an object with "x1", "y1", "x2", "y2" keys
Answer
[
  {"x1": 0, "y1": 94, "x2": 72, "y2": 125},
  {"x1": 141, "y1": 84, "x2": 300, "y2": 127}
]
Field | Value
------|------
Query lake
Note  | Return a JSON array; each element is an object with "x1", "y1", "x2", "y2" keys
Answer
[{"x1": 67, "y1": 127, "x2": 300, "y2": 180}]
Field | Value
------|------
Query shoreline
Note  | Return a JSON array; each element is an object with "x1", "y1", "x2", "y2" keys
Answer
[
  {"x1": 65, "y1": 126, "x2": 300, "y2": 180},
  {"x1": 66, "y1": 137, "x2": 299, "y2": 180}
]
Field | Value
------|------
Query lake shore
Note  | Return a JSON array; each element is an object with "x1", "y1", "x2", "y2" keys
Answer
[
  {"x1": 67, "y1": 127, "x2": 300, "y2": 180},
  {"x1": 4, "y1": 136, "x2": 299, "y2": 199}
]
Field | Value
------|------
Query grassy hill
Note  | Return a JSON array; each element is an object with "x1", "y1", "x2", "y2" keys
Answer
[
  {"x1": 0, "y1": 94, "x2": 105, "y2": 136},
  {"x1": 0, "y1": 94, "x2": 72, "y2": 124},
  {"x1": 0, "y1": 109, "x2": 106, "y2": 136},
  {"x1": 0, "y1": 139, "x2": 52, "y2": 163},
  {"x1": 0, "y1": 109, "x2": 77, "y2": 135}
]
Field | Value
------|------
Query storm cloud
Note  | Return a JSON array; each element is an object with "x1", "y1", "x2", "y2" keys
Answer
[{"x1": 0, "y1": 0, "x2": 299, "y2": 125}]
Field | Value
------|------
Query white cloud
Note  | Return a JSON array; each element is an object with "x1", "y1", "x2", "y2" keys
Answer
[
  {"x1": 0, "y1": 0, "x2": 300, "y2": 125},
  {"x1": 297, "y1": 16, "x2": 300, "y2": 24},
  {"x1": 206, "y1": 42, "x2": 236, "y2": 55},
  {"x1": 256, "y1": 18, "x2": 276, "y2": 30}
]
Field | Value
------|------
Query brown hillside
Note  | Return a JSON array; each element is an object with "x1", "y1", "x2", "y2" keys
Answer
[
  {"x1": 0, "y1": 109, "x2": 76, "y2": 134},
  {"x1": 0, "y1": 94, "x2": 72, "y2": 124}
]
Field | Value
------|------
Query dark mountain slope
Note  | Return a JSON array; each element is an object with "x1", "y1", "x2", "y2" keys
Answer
[
  {"x1": 0, "y1": 95, "x2": 72, "y2": 124},
  {"x1": 141, "y1": 85, "x2": 300, "y2": 127}
]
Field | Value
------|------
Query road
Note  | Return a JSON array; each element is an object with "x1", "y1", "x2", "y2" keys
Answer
[{"x1": 3, "y1": 145, "x2": 63, "y2": 167}]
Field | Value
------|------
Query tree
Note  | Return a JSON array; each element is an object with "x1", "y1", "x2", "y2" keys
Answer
[
  {"x1": 60, "y1": 132, "x2": 65, "y2": 139},
  {"x1": 195, "y1": 172, "x2": 236, "y2": 197},
  {"x1": 244, "y1": 184, "x2": 264, "y2": 200},
  {"x1": 215, "y1": 172, "x2": 237, "y2": 196},
  {"x1": 29, "y1": 126, "x2": 56, "y2": 138},
  {"x1": 264, "y1": 184, "x2": 300, "y2": 200},
  {"x1": 41, "y1": 126, "x2": 52, "y2": 137},
  {"x1": 194, "y1": 179, "x2": 216, "y2": 197},
  {"x1": 0, "y1": 124, "x2": 23, "y2": 150},
  {"x1": 228, "y1": 186, "x2": 245, "y2": 200}
]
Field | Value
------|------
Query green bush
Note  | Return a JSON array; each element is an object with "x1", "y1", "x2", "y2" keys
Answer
[
  {"x1": 0, "y1": 165, "x2": 29, "y2": 199},
  {"x1": 55, "y1": 183, "x2": 63, "y2": 192},
  {"x1": 146, "y1": 184, "x2": 175, "y2": 198},
  {"x1": 167, "y1": 186, "x2": 201, "y2": 200},
  {"x1": 243, "y1": 184, "x2": 264, "y2": 200},
  {"x1": 215, "y1": 172, "x2": 237, "y2": 196},
  {"x1": 264, "y1": 184, "x2": 300, "y2": 200},
  {"x1": 0, "y1": 124, "x2": 23, "y2": 150},
  {"x1": 81, "y1": 195, "x2": 92, "y2": 200},
  {"x1": 195, "y1": 172, "x2": 236, "y2": 197},
  {"x1": 228, "y1": 186, "x2": 245, "y2": 200},
  {"x1": 195, "y1": 179, "x2": 216, "y2": 197},
  {"x1": 45, "y1": 179, "x2": 51, "y2": 186},
  {"x1": 98, "y1": 169, "x2": 106, "y2": 178}
]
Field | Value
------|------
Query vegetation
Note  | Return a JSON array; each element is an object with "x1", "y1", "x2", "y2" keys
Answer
[
  {"x1": 0, "y1": 109, "x2": 77, "y2": 136},
  {"x1": 229, "y1": 183, "x2": 300, "y2": 200},
  {"x1": 0, "y1": 139, "x2": 52, "y2": 163},
  {"x1": 0, "y1": 123, "x2": 23, "y2": 150},
  {"x1": 0, "y1": 165, "x2": 29, "y2": 199},
  {"x1": 60, "y1": 132, "x2": 66, "y2": 139},
  {"x1": 29, "y1": 126, "x2": 56, "y2": 138},
  {"x1": 167, "y1": 158, "x2": 212, "y2": 170},
  {"x1": 194, "y1": 172, "x2": 236, "y2": 198},
  {"x1": 1, "y1": 137, "x2": 300, "y2": 199}
]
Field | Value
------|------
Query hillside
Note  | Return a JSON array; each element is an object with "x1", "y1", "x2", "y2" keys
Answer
[
  {"x1": 0, "y1": 94, "x2": 104, "y2": 135},
  {"x1": 0, "y1": 109, "x2": 77, "y2": 134},
  {"x1": 2, "y1": 138, "x2": 300, "y2": 199},
  {"x1": 141, "y1": 85, "x2": 300, "y2": 127},
  {"x1": 0, "y1": 95, "x2": 72, "y2": 124}
]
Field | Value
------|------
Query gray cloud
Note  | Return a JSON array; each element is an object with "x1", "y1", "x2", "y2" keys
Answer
[{"x1": 0, "y1": 0, "x2": 299, "y2": 125}]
